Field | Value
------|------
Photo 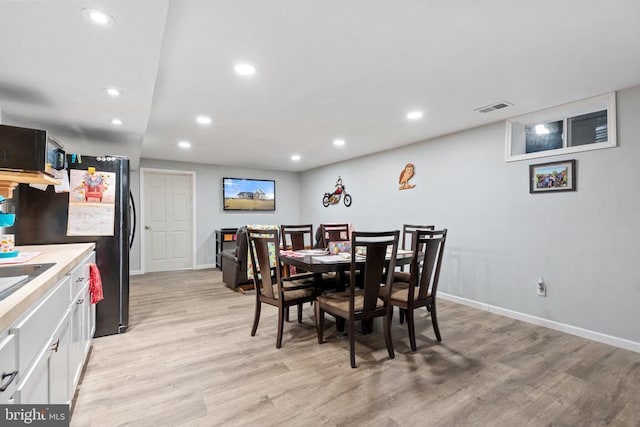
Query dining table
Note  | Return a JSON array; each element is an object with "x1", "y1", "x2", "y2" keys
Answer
[{"x1": 280, "y1": 249, "x2": 414, "y2": 290}]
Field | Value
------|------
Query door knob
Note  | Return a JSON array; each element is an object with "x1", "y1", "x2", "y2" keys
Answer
[{"x1": 145, "y1": 225, "x2": 151, "y2": 230}]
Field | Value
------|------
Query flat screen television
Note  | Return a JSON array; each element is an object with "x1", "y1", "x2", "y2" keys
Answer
[{"x1": 223, "y1": 177, "x2": 276, "y2": 211}]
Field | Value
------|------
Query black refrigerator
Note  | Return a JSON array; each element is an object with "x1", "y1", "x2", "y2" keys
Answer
[{"x1": 10, "y1": 155, "x2": 133, "y2": 337}]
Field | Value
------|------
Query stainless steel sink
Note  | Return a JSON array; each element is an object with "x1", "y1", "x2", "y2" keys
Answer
[{"x1": 0, "y1": 263, "x2": 56, "y2": 300}]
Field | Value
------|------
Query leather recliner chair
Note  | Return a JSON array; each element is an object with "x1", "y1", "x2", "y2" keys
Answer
[{"x1": 221, "y1": 226, "x2": 253, "y2": 289}]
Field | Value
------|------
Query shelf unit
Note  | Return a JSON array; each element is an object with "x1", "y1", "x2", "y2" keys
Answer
[
  {"x1": 215, "y1": 228, "x2": 238, "y2": 268},
  {"x1": 0, "y1": 171, "x2": 61, "y2": 198}
]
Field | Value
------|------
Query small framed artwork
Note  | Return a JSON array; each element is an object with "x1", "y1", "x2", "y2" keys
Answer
[{"x1": 529, "y1": 159, "x2": 576, "y2": 193}]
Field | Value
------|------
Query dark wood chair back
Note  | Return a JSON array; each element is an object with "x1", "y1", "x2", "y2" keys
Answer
[
  {"x1": 350, "y1": 230, "x2": 400, "y2": 315},
  {"x1": 247, "y1": 228, "x2": 281, "y2": 299},
  {"x1": 320, "y1": 223, "x2": 350, "y2": 248},
  {"x1": 402, "y1": 224, "x2": 435, "y2": 250},
  {"x1": 398, "y1": 224, "x2": 434, "y2": 274},
  {"x1": 280, "y1": 224, "x2": 313, "y2": 250},
  {"x1": 409, "y1": 229, "x2": 447, "y2": 302}
]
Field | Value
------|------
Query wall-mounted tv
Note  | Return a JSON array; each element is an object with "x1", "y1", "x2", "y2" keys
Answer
[{"x1": 223, "y1": 177, "x2": 276, "y2": 211}]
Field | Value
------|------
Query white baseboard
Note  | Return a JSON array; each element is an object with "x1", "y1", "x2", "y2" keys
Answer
[
  {"x1": 439, "y1": 292, "x2": 640, "y2": 354},
  {"x1": 196, "y1": 263, "x2": 217, "y2": 270},
  {"x1": 130, "y1": 265, "x2": 218, "y2": 275}
]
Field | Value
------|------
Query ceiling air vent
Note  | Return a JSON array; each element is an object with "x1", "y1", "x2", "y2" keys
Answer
[{"x1": 475, "y1": 101, "x2": 512, "y2": 113}]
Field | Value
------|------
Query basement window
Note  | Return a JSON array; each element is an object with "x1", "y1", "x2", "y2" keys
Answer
[{"x1": 505, "y1": 92, "x2": 616, "y2": 162}]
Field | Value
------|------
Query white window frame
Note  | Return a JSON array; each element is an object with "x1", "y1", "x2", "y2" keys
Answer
[{"x1": 505, "y1": 92, "x2": 617, "y2": 162}]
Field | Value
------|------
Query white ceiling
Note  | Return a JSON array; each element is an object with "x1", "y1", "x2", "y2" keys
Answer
[{"x1": 1, "y1": 1, "x2": 639, "y2": 172}]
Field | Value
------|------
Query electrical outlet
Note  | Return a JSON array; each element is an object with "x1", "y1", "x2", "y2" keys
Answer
[{"x1": 537, "y1": 277, "x2": 546, "y2": 297}]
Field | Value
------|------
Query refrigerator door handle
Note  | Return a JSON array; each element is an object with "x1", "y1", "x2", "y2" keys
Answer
[{"x1": 129, "y1": 191, "x2": 137, "y2": 250}]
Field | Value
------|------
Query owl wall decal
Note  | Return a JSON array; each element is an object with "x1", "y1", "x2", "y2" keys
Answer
[{"x1": 399, "y1": 163, "x2": 416, "y2": 190}]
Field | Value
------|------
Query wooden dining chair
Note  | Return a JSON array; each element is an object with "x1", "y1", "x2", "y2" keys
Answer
[
  {"x1": 280, "y1": 224, "x2": 316, "y2": 319},
  {"x1": 247, "y1": 228, "x2": 317, "y2": 348},
  {"x1": 319, "y1": 223, "x2": 350, "y2": 249},
  {"x1": 394, "y1": 224, "x2": 435, "y2": 282},
  {"x1": 281, "y1": 224, "x2": 314, "y2": 251},
  {"x1": 389, "y1": 229, "x2": 447, "y2": 351},
  {"x1": 315, "y1": 230, "x2": 399, "y2": 368}
]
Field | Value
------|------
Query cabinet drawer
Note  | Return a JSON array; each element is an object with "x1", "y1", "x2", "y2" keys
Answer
[
  {"x1": 0, "y1": 334, "x2": 18, "y2": 403},
  {"x1": 10, "y1": 276, "x2": 71, "y2": 376},
  {"x1": 69, "y1": 252, "x2": 95, "y2": 297}
]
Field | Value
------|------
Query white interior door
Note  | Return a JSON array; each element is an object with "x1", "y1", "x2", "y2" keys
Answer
[{"x1": 143, "y1": 172, "x2": 193, "y2": 272}]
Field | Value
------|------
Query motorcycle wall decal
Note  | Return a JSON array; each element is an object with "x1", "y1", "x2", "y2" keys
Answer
[{"x1": 323, "y1": 176, "x2": 352, "y2": 207}]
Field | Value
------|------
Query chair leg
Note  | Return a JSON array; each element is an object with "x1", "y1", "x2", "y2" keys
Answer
[
  {"x1": 251, "y1": 301, "x2": 261, "y2": 336},
  {"x1": 430, "y1": 302, "x2": 442, "y2": 342},
  {"x1": 315, "y1": 302, "x2": 325, "y2": 344},
  {"x1": 297, "y1": 303, "x2": 303, "y2": 323},
  {"x1": 383, "y1": 313, "x2": 395, "y2": 360},
  {"x1": 407, "y1": 308, "x2": 417, "y2": 351},
  {"x1": 276, "y1": 306, "x2": 285, "y2": 349},
  {"x1": 348, "y1": 319, "x2": 356, "y2": 368},
  {"x1": 389, "y1": 306, "x2": 394, "y2": 323},
  {"x1": 399, "y1": 308, "x2": 405, "y2": 324},
  {"x1": 285, "y1": 306, "x2": 290, "y2": 322}
]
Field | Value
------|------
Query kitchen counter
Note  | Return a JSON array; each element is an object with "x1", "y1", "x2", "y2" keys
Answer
[{"x1": 0, "y1": 243, "x2": 95, "y2": 331}]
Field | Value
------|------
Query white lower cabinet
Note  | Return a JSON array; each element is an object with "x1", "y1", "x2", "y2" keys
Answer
[
  {"x1": 15, "y1": 310, "x2": 71, "y2": 405},
  {"x1": 10, "y1": 276, "x2": 71, "y2": 380},
  {"x1": 3, "y1": 250, "x2": 95, "y2": 406},
  {"x1": 82, "y1": 286, "x2": 92, "y2": 358},
  {"x1": 15, "y1": 344, "x2": 49, "y2": 404},
  {"x1": 49, "y1": 310, "x2": 71, "y2": 404},
  {"x1": 89, "y1": 303, "x2": 96, "y2": 338},
  {"x1": 69, "y1": 285, "x2": 88, "y2": 395}
]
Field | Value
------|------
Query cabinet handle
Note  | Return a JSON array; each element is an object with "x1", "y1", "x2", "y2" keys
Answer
[
  {"x1": 76, "y1": 277, "x2": 84, "y2": 283},
  {"x1": 0, "y1": 371, "x2": 18, "y2": 392},
  {"x1": 77, "y1": 298, "x2": 84, "y2": 304},
  {"x1": 50, "y1": 339, "x2": 60, "y2": 352}
]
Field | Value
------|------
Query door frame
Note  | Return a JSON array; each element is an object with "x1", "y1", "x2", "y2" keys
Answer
[{"x1": 140, "y1": 167, "x2": 197, "y2": 274}]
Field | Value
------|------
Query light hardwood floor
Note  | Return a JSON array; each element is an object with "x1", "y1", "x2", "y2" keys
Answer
[{"x1": 71, "y1": 269, "x2": 640, "y2": 426}]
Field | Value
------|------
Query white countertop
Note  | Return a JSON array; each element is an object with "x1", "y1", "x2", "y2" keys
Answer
[{"x1": 0, "y1": 243, "x2": 95, "y2": 332}]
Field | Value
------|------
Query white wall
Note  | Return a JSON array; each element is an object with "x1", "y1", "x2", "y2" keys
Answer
[
  {"x1": 299, "y1": 85, "x2": 640, "y2": 344},
  {"x1": 130, "y1": 158, "x2": 301, "y2": 271}
]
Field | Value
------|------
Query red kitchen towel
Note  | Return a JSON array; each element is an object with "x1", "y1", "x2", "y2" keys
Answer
[{"x1": 89, "y1": 263, "x2": 104, "y2": 304}]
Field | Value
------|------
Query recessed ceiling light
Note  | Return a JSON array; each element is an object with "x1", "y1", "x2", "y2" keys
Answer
[
  {"x1": 333, "y1": 139, "x2": 345, "y2": 147},
  {"x1": 291, "y1": 154, "x2": 301, "y2": 161},
  {"x1": 105, "y1": 87, "x2": 122, "y2": 97},
  {"x1": 406, "y1": 111, "x2": 424, "y2": 120},
  {"x1": 178, "y1": 141, "x2": 191, "y2": 149},
  {"x1": 81, "y1": 8, "x2": 115, "y2": 27},
  {"x1": 234, "y1": 63, "x2": 256, "y2": 76},
  {"x1": 196, "y1": 115, "x2": 212, "y2": 125},
  {"x1": 111, "y1": 118, "x2": 123, "y2": 125}
]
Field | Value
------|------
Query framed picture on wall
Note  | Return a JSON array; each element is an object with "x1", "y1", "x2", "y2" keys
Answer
[{"x1": 529, "y1": 159, "x2": 576, "y2": 193}]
